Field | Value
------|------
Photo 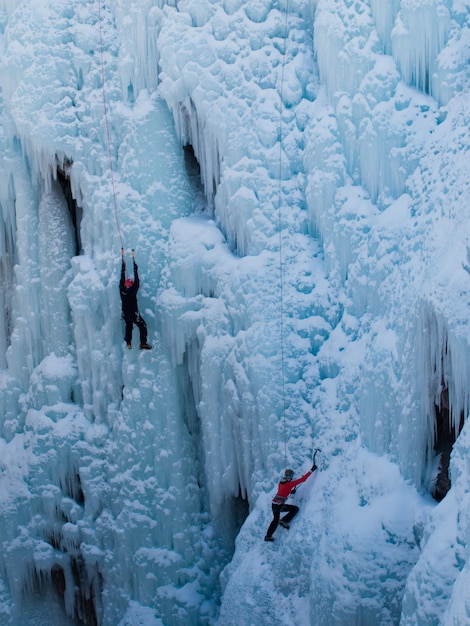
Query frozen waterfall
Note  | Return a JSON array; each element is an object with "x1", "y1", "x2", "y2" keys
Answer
[{"x1": 1, "y1": 0, "x2": 470, "y2": 625}]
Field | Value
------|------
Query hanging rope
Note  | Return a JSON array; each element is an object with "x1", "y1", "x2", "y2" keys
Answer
[
  {"x1": 97, "y1": 0, "x2": 124, "y2": 252},
  {"x1": 278, "y1": 1, "x2": 290, "y2": 466}
]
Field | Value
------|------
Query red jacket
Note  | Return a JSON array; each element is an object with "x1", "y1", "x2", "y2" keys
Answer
[{"x1": 272, "y1": 470, "x2": 312, "y2": 505}]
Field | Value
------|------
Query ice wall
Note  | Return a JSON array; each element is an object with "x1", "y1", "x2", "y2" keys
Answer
[
  {"x1": 309, "y1": 0, "x2": 470, "y2": 470},
  {"x1": 157, "y1": 0, "x2": 434, "y2": 623},
  {"x1": 157, "y1": 0, "x2": 470, "y2": 623},
  {"x1": 305, "y1": 1, "x2": 470, "y2": 623},
  {"x1": 0, "y1": 0, "x2": 228, "y2": 624},
  {"x1": 156, "y1": 0, "x2": 334, "y2": 522},
  {"x1": 1, "y1": 0, "x2": 470, "y2": 625},
  {"x1": 0, "y1": 136, "x2": 17, "y2": 369}
]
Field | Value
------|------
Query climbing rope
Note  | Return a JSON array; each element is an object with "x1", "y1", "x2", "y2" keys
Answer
[
  {"x1": 278, "y1": 1, "x2": 290, "y2": 466},
  {"x1": 97, "y1": 0, "x2": 124, "y2": 252}
]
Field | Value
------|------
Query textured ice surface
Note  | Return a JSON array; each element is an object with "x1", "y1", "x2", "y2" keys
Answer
[{"x1": 1, "y1": 0, "x2": 470, "y2": 624}]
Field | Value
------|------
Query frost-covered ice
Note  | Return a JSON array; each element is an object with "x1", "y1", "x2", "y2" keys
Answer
[{"x1": 1, "y1": 0, "x2": 470, "y2": 624}]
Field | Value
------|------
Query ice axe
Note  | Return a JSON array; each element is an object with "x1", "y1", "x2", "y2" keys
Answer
[
  {"x1": 290, "y1": 448, "x2": 321, "y2": 497},
  {"x1": 312, "y1": 448, "x2": 321, "y2": 469}
]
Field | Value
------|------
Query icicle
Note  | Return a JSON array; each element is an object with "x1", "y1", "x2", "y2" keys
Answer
[
  {"x1": 314, "y1": 0, "x2": 377, "y2": 102},
  {"x1": 391, "y1": 1, "x2": 451, "y2": 98},
  {"x1": 370, "y1": 0, "x2": 401, "y2": 54},
  {"x1": 413, "y1": 303, "x2": 470, "y2": 487}
]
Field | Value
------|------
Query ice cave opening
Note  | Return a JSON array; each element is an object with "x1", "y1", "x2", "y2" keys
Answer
[
  {"x1": 50, "y1": 558, "x2": 101, "y2": 626},
  {"x1": 226, "y1": 489, "x2": 249, "y2": 549},
  {"x1": 183, "y1": 145, "x2": 201, "y2": 193},
  {"x1": 432, "y1": 385, "x2": 464, "y2": 502},
  {"x1": 56, "y1": 160, "x2": 83, "y2": 256},
  {"x1": 183, "y1": 143, "x2": 208, "y2": 217},
  {"x1": 173, "y1": 100, "x2": 221, "y2": 208}
]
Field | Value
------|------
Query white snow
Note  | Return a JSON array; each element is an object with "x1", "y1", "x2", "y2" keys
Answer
[{"x1": 0, "y1": 0, "x2": 470, "y2": 624}]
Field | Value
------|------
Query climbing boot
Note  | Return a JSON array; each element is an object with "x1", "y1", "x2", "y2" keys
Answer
[
  {"x1": 139, "y1": 343, "x2": 152, "y2": 350},
  {"x1": 264, "y1": 536, "x2": 274, "y2": 542},
  {"x1": 279, "y1": 520, "x2": 290, "y2": 530},
  {"x1": 127, "y1": 343, "x2": 132, "y2": 350}
]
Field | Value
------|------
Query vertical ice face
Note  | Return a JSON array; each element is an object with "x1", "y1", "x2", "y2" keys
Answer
[
  {"x1": 307, "y1": 0, "x2": 470, "y2": 470},
  {"x1": 0, "y1": 146, "x2": 17, "y2": 368},
  {"x1": 391, "y1": 0, "x2": 451, "y2": 99},
  {"x1": 38, "y1": 181, "x2": 75, "y2": 357},
  {"x1": 0, "y1": 1, "x2": 220, "y2": 624},
  {"x1": 1, "y1": 0, "x2": 470, "y2": 624},
  {"x1": 157, "y1": 0, "x2": 328, "y2": 529}
]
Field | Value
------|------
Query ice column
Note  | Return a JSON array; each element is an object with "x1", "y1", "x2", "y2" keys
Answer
[{"x1": 391, "y1": 0, "x2": 450, "y2": 98}]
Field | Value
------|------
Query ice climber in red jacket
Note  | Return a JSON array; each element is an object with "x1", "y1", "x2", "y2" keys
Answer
[{"x1": 264, "y1": 462, "x2": 317, "y2": 542}]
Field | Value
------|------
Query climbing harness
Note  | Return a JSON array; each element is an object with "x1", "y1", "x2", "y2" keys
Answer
[
  {"x1": 278, "y1": 0, "x2": 290, "y2": 465},
  {"x1": 97, "y1": 0, "x2": 124, "y2": 253}
]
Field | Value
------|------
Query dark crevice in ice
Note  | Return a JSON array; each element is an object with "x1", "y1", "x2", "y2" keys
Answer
[
  {"x1": 183, "y1": 143, "x2": 211, "y2": 215},
  {"x1": 44, "y1": 471, "x2": 102, "y2": 625},
  {"x1": 432, "y1": 385, "x2": 464, "y2": 502},
  {"x1": 57, "y1": 160, "x2": 83, "y2": 256}
]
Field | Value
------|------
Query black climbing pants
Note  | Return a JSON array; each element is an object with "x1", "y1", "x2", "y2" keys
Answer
[
  {"x1": 266, "y1": 503, "x2": 299, "y2": 538},
  {"x1": 124, "y1": 312, "x2": 148, "y2": 345}
]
